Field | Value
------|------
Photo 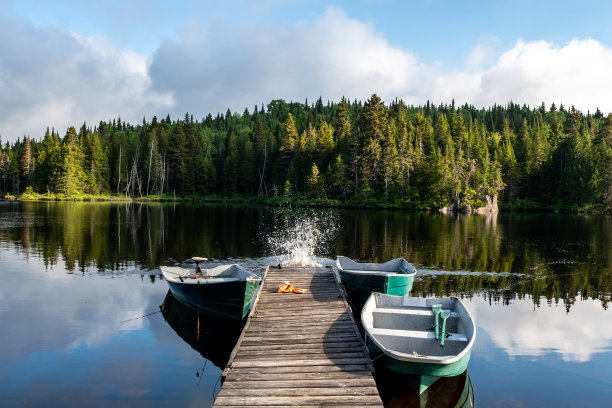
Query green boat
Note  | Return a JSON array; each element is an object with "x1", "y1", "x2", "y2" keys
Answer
[
  {"x1": 362, "y1": 293, "x2": 476, "y2": 394},
  {"x1": 336, "y1": 256, "x2": 417, "y2": 310},
  {"x1": 160, "y1": 260, "x2": 261, "y2": 321}
]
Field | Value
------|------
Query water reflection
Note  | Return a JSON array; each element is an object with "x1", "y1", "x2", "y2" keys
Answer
[
  {"x1": 1, "y1": 202, "x2": 610, "y2": 310},
  {"x1": 376, "y1": 367, "x2": 474, "y2": 408},
  {"x1": 2, "y1": 202, "x2": 612, "y2": 407},
  {"x1": 468, "y1": 296, "x2": 612, "y2": 362},
  {"x1": 160, "y1": 290, "x2": 245, "y2": 369}
]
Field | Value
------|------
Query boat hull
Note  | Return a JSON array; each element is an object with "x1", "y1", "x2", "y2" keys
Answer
[
  {"x1": 339, "y1": 270, "x2": 414, "y2": 310},
  {"x1": 336, "y1": 256, "x2": 417, "y2": 311},
  {"x1": 365, "y1": 333, "x2": 471, "y2": 377},
  {"x1": 361, "y1": 293, "x2": 476, "y2": 394},
  {"x1": 166, "y1": 278, "x2": 260, "y2": 320}
]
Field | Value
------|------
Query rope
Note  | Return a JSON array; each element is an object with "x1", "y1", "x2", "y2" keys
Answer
[
  {"x1": 212, "y1": 373, "x2": 223, "y2": 399},
  {"x1": 119, "y1": 310, "x2": 160, "y2": 324},
  {"x1": 370, "y1": 350, "x2": 386, "y2": 362},
  {"x1": 196, "y1": 359, "x2": 208, "y2": 387},
  {"x1": 163, "y1": 268, "x2": 192, "y2": 278}
]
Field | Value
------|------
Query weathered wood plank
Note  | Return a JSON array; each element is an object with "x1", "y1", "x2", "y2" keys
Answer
[
  {"x1": 230, "y1": 357, "x2": 370, "y2": 368},
  {"x1": 255, "y1": 301, "x2": 347, "y2": 309},
  {"x1": 248, "y1": 313, "x2": 351, "y2": 320},
  {"x1": 214, "y1": 267, "x2": 382, "y2": 407},
  {"x1": 221, "y1": 378, "x2": 376, "y2": 388},
  {"x1": 235, "y1": 341, "x2": 363, "y2": 352},
  {"x1": 222, "y1": 371, "x2": 374, "y2": 381},
  {"x1": 239, "y1": 336, "x2": 359, "y2": 346},
  {"x1": 214, "y1": 395, "x2": 383, "y2": 406},
  {"x1": 217, "y1": 386, "x2": 380, "y2": 397},
  {"x1": 242, "y1": 327, "x2": 357, "y2": 337},
  {"x1": 252, "y1": 309, "x2": 349, "y2": 317},
  {"x1": 225, "y1": 363, "x2": 371, "y2": 375},
  {"x1": 246, "y1": 320, "x2": 354, "y2": 329},
  {"x1": 234, "y1": 352, "x2": 364, "y2": 367},
  {"x1": 213, "y1": 402, "x2": 381, "y2": 408},
  {"x1": 236, "y1": 347, "x2": 365, "y2": 357},
  {"x1": 215, "y1": 405, "x2": 382, "y2": 408}
]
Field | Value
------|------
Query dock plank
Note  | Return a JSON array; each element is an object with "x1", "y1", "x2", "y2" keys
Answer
[{"x1": 213, "y1": 266, "x2": 382, "y2": 407}]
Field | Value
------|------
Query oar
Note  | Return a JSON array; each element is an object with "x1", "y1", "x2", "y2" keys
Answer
[
  {"x1": 432, "y1": 304, "x2": 442, "y2": 340},
  {"x1": 440, "y1": 311, "x2": 451, "y2": 346}
]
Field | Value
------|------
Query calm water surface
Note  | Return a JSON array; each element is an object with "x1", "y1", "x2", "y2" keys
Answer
[{"x1": 0, "y1": 202, "x2": 611, "y2": 407}]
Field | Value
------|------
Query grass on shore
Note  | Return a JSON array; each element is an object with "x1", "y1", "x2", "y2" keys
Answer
[{"x1": 8, "y1": 188, "x2": 610, "y2": 214}]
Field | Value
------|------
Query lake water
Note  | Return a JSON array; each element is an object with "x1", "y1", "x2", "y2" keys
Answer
[{"x1": 0, "y1": 201, "x2": 611, "y2": 407}]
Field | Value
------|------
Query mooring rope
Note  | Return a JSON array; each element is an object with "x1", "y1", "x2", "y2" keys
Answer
[{"x1": 119, "y1": 310, "x2": 161, "y2": 324}]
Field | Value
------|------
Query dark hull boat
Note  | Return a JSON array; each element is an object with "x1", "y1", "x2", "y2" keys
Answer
[
  {"x1": 336, "y1": 256, "x2": 417, "y2": 310},
  {"x1": 160, "y1": 263, "x2": 261, "y2": 320}
]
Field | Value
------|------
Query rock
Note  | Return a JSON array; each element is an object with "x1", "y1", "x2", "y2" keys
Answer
[
  {"x1": 474, "y1": 195, "x2": 498, "y2": 214},
  {"x1": 439, "y1": 195, "x2": 499, "y2": 215},
  {"x1": 439, "y1": 202, "x2": 457, "y2": 213}
]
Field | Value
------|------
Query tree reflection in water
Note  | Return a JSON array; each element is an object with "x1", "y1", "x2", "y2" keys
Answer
[{"x1": 1, "y1": 202, "x2": 610, "y2": 310}]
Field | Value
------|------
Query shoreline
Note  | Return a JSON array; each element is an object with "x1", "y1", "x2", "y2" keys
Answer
[{"x1": 4, "y1": 193, "x2": 610, "y2": 214}]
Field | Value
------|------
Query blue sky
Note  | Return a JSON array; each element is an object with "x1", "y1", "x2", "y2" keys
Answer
[{"x1": 2, "y1": 0, "x2": 612, "y2": 141}]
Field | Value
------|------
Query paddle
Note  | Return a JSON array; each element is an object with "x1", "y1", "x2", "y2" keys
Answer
[
  {"x1": 432, "y1": 304, "x2": 442, "y2": 340},
  {"x1": 440, "y1": 311, "x2": 451, "y2": 347}
]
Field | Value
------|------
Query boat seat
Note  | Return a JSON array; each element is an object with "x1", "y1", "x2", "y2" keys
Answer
[
  {"x1": 374, "y1": 307, "x2": 460, "y2": 318},
  {"x1": 370, "y1": 327, "x2": 468, "y2": 342},
  {"x1": 193, "y1": 277, "x2": 239, "y2": 283}
]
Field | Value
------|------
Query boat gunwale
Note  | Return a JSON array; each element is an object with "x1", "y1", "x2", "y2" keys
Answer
[
  {"x1": 362, "y1": 293, "x2": 476, "y2": 366},
  {"x1": 336, "y1": 256, "x2": 417, "y2": 277},
  {"x1": 339, "y1": 269, "x2": 416, "y2": 278},
  {"x1": 160, "y1": 265, "x2": 262, "y2": 286}
]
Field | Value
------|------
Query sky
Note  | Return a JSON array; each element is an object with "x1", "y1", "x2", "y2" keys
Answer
[{"x1": 2, "y1": 0, "x2": 612, "y2": 142}]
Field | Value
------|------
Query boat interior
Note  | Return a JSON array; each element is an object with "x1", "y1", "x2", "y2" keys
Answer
[
  {"x1": 337, "y1": 256, "x2": 415, "y2": 274},
  {"x1": 162, "y1": 264, "x2": 260, "y2": 283},
  {"x1": 364, "y1": 295, "x2": 473, "y2": 358}
]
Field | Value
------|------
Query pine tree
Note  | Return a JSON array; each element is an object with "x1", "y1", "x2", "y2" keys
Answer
[
  {"x1": 359, "y1": 94, "x2": 388, "y2": 190},
  {"x1": 53, "y1": 127, "x2": 86, "y2": 196},
  {"x1": 327, "y1": 154, "x2": 349, "y2": 199},
  {"x1": 168, "y1": 122, "x2": 188, "y2": 195},
  {"x1": 240, "y1": 139, "x2": 256, "y2": 194},
  {"x1": 307, "y1": 163, "x2": 324, "y2": 198},
  {"x1": 223, "y1": 133, "x2": 240, "y2": 195}
]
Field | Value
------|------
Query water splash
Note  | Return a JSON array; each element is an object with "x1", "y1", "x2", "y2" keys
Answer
[{"x1": 264, "y1": 208, "x2": 338, "y2": 267}]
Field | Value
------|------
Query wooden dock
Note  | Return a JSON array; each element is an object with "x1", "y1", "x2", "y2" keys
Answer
[{"x1": 213, "y1": 266, "x2": 384, "y2": 407}]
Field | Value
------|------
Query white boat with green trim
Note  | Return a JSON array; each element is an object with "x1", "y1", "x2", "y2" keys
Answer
[
  {"x1": 160, "y1": 258, "x2": 262, "y2": 321},
  {"x1": 362, "y1": 292, "x2": 476, "y2": 394},
  {"x1": 336, "y1": 256, "x2": 417, "y2": 310}
]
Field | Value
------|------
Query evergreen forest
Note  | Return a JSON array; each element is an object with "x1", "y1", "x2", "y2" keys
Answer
[{"x1": 2, "y1": 95, "x2": 612, "y2": 211}]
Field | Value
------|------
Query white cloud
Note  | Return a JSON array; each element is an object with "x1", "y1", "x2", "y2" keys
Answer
[
  {"x1": 149, "y1": 8, "x2": 612, "y2": 118},
  {"x1": 3, "y1": 6, "x2": 612, "y2": 143},
  {"x1": 472, "y1": 38, "x2": 612, "y2": 111},
  {"x1": 468, "y1": 296, "x2": 612, "y2": 362},
  {"x1": 148, "y1": 7, "x2": 431, "y2": 116},
  {"x1": 0, "y1": 13, "x2": 173, "y2": 142}
]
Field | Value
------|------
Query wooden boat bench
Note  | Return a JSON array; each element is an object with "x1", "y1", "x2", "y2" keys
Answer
[{"x1": 369, "y1": 327, "x2": 468, "y2": 342}]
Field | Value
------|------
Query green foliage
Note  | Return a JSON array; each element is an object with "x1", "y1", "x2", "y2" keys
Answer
[
  {"x1": 1, "y1": 96, "x2": 611, "y2": 212},
  {"x1": 501, "y1": 198, "x2": 542, "y2": 211}
]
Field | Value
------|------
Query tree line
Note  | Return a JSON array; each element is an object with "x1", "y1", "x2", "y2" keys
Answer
[{"x1": 1, "y1": 95, "x2": 611, "y2": 209}]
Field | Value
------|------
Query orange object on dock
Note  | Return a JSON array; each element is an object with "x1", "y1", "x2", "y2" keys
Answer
[{"x1": 276, "y1": 283, "x2": 307, "y2": 293}]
